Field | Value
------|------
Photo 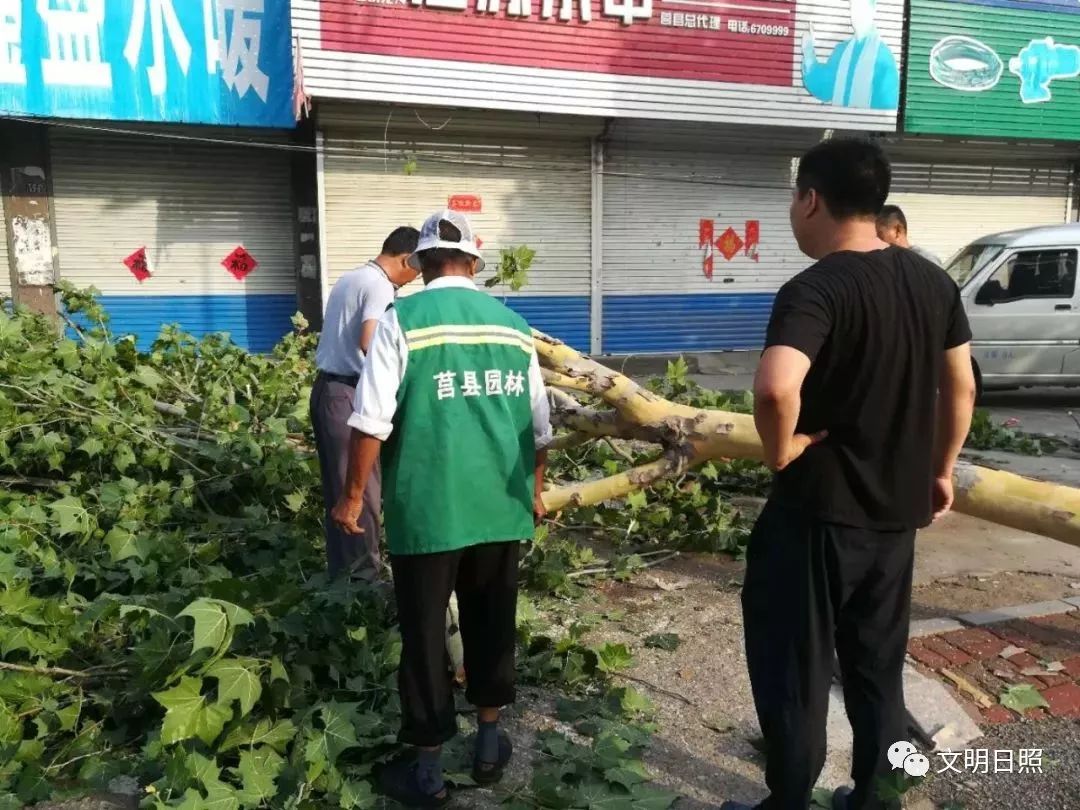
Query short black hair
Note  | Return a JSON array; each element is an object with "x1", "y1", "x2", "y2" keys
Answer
[
  {"x1": 876, "y1": 204, "x2": 908, "y2": 231},
  {"x1": 381, "y1": 226, "x2": 420, "y2": 257},
  {"x1": 795, "y1": 138, "x2": 891, "y2": 220}
]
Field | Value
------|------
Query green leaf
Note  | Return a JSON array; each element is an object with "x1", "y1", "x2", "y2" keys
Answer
[
  {"x1": 577, "y1": 782, "x2": 634, "y2": 810},
  {"x1": 604, "y1": 760, "x2": 650, "y2": 790},
  {"x1": 305, "y1": 702, "x2": 360, "y2": 770},
  {"x1": 233, "y1": 747, "x2": 283, "y2": 806},
  {"x1": 177, "y1": 598, "x2": 229, "y2": 655},
  {"x1": 207, "y1": 658, "x2": 262, "y2": 716},
  {"x1": 999, "y1": 683, "x2": 1049, "y2": 714},
  {"x1": 113, "y1": 444, "x2": 136, "y2": 473},
  {"x1": 153, "y1": 676, "x2": 232, "y2": 746},
  {"x1": 214, "y1": 599, "x2": 254, "y2": 629},
  {"x1": 269, "y1": 656, "x2": 289, "y2": 684},
  {"x1": 594, "y1": 731, "x2": 632, "y2": 769},
  {"x1": 644, "y1": 633, "x2": 681, "y2": 652},
  {"x1": 626, "y1": 491, "x2": 647, "y2": 511},
  {"x1": 77, "y1": 437, "x2": 104, "y2": 458},
  {"x1": 347, "y1": 626, "x2": 368, "y2": 643},
  {"x1": 629, "y1": 785, "x2": 679, "y2": 810},
  {"x1": 612, "y1": 686, "x2": 653, "y2": 717},
  {"x1": 595, "y1": 642, "x2": 634, "y2": 673},
  {"x1": 220, "y1": 718, "x2": 296, "y2": 754},
  {"x1": 204, "y1": 785, "x2": 241, "y2": 810},
  {"x1": 105, "y1": 525, "x2": 148, "y2": 563},
  {"x1": 134, "y1": 365, "x2": 166, "y2": 390},
  {"x1": 810, "y1": 788, "x2": 835, "y2": 809},
  {"x1": 284, "y1": 491, "x2": 306, "y2": 513},
  {"x1": 48, "y1": 495, "x2": 91, "y2": 538},
  {"x1": 339, "y1": 779, "x2": 376, "y2": 810}
]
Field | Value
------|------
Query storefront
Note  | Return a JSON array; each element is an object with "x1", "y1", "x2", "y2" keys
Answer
[
  {"x1": 317, "y1": 105, "x2": 596, "y2": 348},
  {"x1": 48, "y1": 126, "x2": 299, "y2": 351},
  {"x1": 898, "y1": 0, "x2": 1080, "y2": 264},
  {"x1": 295, "y1": 0, "x2": 905, "y2": 354},
  {"x1": 1, "y1": 0, "x2": 298, "y2": 350}
]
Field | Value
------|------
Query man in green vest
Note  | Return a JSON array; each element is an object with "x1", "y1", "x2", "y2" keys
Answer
[{"x1": 332, "y1": 210, "x2": 552, "y2": 807}]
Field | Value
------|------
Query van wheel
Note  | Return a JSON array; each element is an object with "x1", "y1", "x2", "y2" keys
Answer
[{"x1": 972, "y1": 358, "x2": 984, "y2": 405}]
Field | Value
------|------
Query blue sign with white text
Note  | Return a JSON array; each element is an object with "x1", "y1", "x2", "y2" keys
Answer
[{"x1": 0, "y1": 0, "x2": 294, "y2": 128}]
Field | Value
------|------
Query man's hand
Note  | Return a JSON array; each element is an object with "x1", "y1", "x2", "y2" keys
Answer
[
  {"x1": 332, "y1": 496, "x2": 365, "y2": 535},
  {"x1": 771, "y1": 430, "x2": 828, "y2": 471},
  {"x1": 533, "y1": 493, "x2": 547, "y2": 526},
  {"x1": 931, "y1": 475, "x2": 954, "y2": 522}
]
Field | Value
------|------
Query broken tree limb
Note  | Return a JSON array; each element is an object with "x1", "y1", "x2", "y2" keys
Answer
[{"x1": 534, "y1": 332, "x2": 1080, "y2": 549}]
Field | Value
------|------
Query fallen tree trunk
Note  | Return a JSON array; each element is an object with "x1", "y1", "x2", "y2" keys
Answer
[{"x1": 534, "y1": 333, "x2": 1080, "y2": 549}]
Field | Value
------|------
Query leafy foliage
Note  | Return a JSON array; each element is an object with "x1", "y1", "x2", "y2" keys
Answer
[
  {"x1": 0, "y1": 288, "x2": 681, "y2": 809},
  {"x1": 999, "y1": 683, "x2": 1049, "y2": 714},
  {"x1": 965, "y1": 410, "x2": 1051, "y2": 456},
  {"x1": 0, "y1": 288, "x2": 411, "y2": 807},
  {"x1": 485, "y1": 245, "x2": 537, "y2": 293}
]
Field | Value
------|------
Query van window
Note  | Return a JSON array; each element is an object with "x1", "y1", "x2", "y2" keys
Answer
[
  {"x1": 976, "y1": 249, "x2": 1077, "y2": 304},
  {"x1": 947, "y1": 244, "x2": 1004, "y2": 287}
]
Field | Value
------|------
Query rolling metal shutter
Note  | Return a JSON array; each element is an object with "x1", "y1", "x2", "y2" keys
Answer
[
  {"x1": 880, "y1": 136, "x2": 1076, "y2": 265},
  {"x1": 887, "y1": 164, "x2": 1073, "y2": 265},
  {"x1": 601, "y1": 122, "x2": 819, "y2": 354},
  {"x1": 49, "y1": 128, "x2": 297, "y2": 352},
  {"x1": 0, "y1": 219, "x2": 9, "y2": 300},
  {"x1": 319, "y1": 104, "x2": 596, "y2": 349}
]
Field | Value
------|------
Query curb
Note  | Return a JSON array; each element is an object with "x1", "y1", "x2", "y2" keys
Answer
[{"x1": 910, "y1": 599, "x2": 1078, "y2": 639}]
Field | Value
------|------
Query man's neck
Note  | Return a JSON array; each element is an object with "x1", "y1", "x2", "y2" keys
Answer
[
  {"x1": 373, "y1": 255, "x2": 399, "y2": 288},
  {"x1": 815, "y1": 220, "x2": 889, "y2": 258}
]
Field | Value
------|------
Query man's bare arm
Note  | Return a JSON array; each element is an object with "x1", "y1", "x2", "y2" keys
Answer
[
  {"x1": 331, "y1": 431, "x2": 382, "y2": 534},
  {"x1": 934, "y1": 343, "x2": 977, "y2": 480},
  {"x1": 753, "y1": 346, "x2": 826, "y2": 471},
  {"x1": 359, "y1": 319, "x2": 380, "y2": 355},
  {"x1": 533, "y1": 448, "x2": 548, "y2": 524}
]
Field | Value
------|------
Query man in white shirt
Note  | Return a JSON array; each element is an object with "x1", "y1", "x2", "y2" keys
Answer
[
  {"x1": 876, "y1": 205, "x2": 943, "y2": 266},
  {"x1": 311, "y1": 226, "x2": 419, "y2": 579}
]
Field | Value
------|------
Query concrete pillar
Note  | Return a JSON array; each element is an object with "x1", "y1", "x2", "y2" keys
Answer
[
  {"x1": 292, "y1": 117, "x2": 324, "y2": 332},
  {"x1": 0, "y1": 120, "x2": 58, "y2": 317}
]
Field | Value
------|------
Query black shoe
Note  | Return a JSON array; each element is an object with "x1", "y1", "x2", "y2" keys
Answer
[
  {"x1": 378, "y1": 754, "x2": 450, "y2": 808},
  {"x1": 832, "y1": 786, "x2": 853, "y2": 810},
  {"x1": 472, "y1": 730, "x2": 513, "y2": 786},
  {"x1": 718, "y1": 802, "x2": 755, "y2": 810}
]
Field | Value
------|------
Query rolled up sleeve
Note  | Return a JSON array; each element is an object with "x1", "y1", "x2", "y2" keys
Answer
[
  {"x1": 348, "y1": 308, "x2": 408, "y2": 440},
  {"x1": 528, "y1": 348, "x2": 553, "y2": 450}
]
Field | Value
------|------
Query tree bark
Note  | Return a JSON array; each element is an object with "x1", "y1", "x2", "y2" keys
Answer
[{"x1": 534, "y1": 333, "x2": 1080, "y2": 549}]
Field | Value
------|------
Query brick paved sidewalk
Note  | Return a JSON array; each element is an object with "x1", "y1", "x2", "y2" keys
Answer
[{"x1": 907, "y1": 609, "x2": 1080, "y2": 725}]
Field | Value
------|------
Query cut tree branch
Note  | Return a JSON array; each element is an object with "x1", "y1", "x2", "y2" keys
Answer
[{"x1": 533, "y1": 332, "x2": 1080, "y2": 548}]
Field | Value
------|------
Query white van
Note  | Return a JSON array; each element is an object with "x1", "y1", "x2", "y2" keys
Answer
[{"x1": 946, "y1": 223, "x2": 1080, "y2": 397}]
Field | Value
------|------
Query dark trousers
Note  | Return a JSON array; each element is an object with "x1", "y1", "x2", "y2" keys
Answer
[
  {"x1": 742, "y1": 501, "x2": 915, "y2": 810},
  {"x1": 391, "y1": 541, "x2": 520, "y2": 747},
  {"x1": 310, "y1": 373, "x2": 381, "y2": 578}
]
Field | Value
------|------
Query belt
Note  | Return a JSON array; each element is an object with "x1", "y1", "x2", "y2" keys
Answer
[{"x1": 318, "y1": 371, "x2": 360, "y2": 387}]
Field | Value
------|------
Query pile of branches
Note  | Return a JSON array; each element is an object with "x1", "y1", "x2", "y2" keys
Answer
[{"x1": 0, "y1": 288, "x2": 700, "y2": 810}]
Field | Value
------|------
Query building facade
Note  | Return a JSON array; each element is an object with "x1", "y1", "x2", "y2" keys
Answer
[
  {"x1": 1, "y1": 0, "x2": 305, "y2": 351},
  {"x1": 295, "y1": 0, "x2": 907, "y2": 354},
  {"x1": 891, "y1": 0, "x2": 1080, "y2": 269}
]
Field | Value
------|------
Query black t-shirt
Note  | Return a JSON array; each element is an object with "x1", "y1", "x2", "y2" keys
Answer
[{"x1": 765, "y1": 246, "x2": 972, "y2": 530}]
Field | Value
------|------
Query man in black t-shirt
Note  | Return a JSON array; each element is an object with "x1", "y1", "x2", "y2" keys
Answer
[{"x1": 720, "y1": 140, "x2": 976, "y2": 810}]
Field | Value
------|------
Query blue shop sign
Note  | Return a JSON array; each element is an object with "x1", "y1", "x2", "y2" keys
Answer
[{"x1": 0, "y1": 0, "x2": 294, "y2": 128}]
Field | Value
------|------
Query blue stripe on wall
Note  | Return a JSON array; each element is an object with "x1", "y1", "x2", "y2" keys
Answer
[
  {"x1": 603, "y1": 293, "x2": 776, "y2": 354},
  {"x1": 97, "y1": 294, "x2": 297, "y2": 353},
  {"x1": 502, "y1": 295, "x2": 590, "y2": 351}
]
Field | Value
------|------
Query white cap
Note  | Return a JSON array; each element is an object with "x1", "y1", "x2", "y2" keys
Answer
[{"x1": 408, "y1": 209, "x2": 485, "y2": 272}]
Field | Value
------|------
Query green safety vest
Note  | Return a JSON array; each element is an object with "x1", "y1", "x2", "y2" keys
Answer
[{"x1": 382, "y1": 285, "x2": 536, "y2": 556}]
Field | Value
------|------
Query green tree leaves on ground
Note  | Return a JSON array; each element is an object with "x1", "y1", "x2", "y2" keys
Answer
[{"x1": 0, "y1": 288, "x2": 688, "y2": 809}]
